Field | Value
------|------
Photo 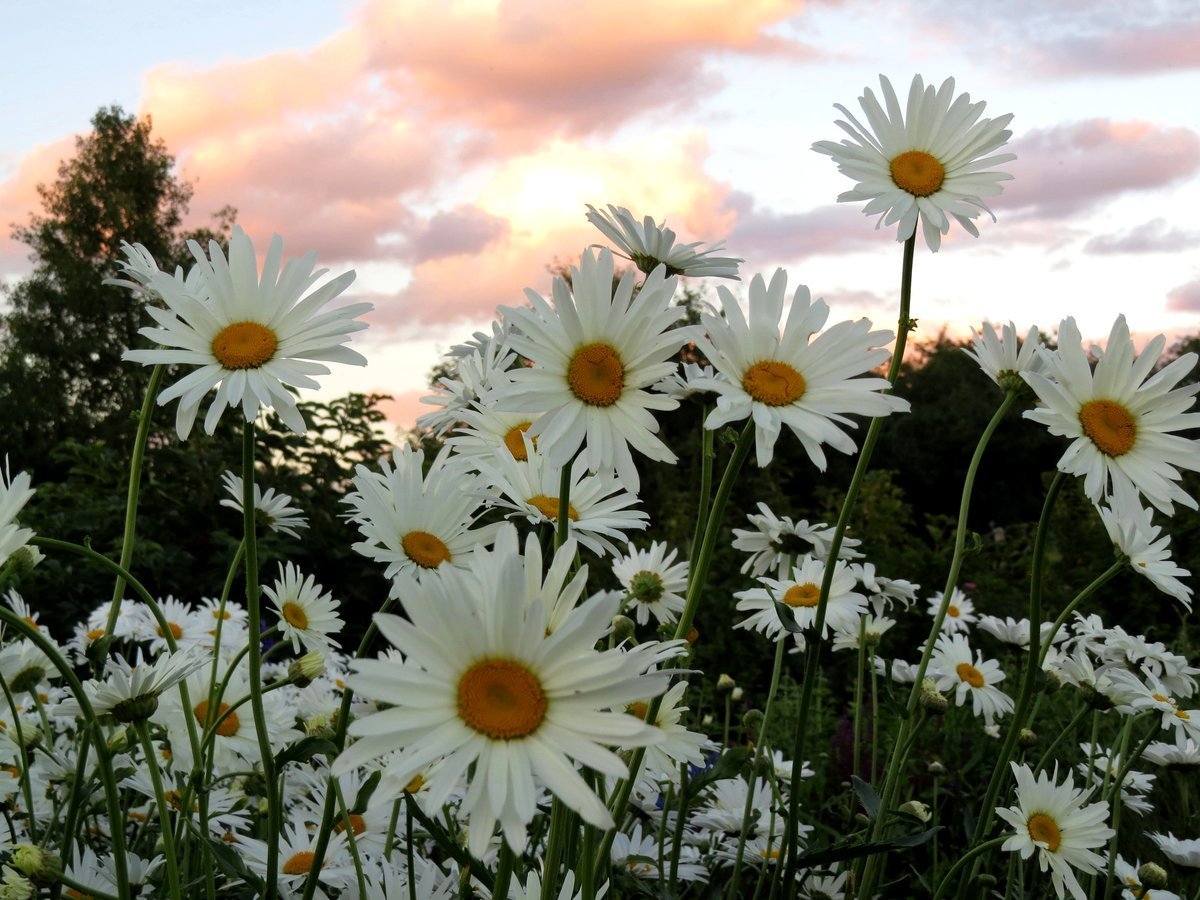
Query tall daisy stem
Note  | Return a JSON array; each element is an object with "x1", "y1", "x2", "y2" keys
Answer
[
  {"x1": 136, "y1": 720, "x2": 183, "y2": 900},
  {"x1": 689, "y1": 403, "x2": 715, "y2": 561},
  {"x1": 242, "y1": 421, "x2": 279, "y2": 900},
  {"x1": 781, "y1": 235, "x2": 917, "y2": 896}
]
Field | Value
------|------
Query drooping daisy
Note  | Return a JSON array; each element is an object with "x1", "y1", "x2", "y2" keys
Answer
[
  {"x1": 634, "y1": 680, "x2": 711, "y2": 785},
  {"x1": 220, "y1": 471, "x2": 308, "y2": 539},
  {"x1": 731, "y1": 503, "x2": 857, "y2": 578},
  {"x1": 1075, "y1": 743, "x2": 1155, "y2": 815},
  {"x1": 655, "y1": 361, "x2": 722, "y2": 401},
  {"x1": 612, "y1": 541, "x2": 688, "y2": 625},
  {"x1": 344, "y1": 444, "x2": 500, "y2": 583},
  {"x1": 64, "y1": 648, "x2": 209, "y2": 723},
  {"x1": 262, "y1": 563, "x2": 344, "y2": 653},
  {"x1": 831, "y1": 614, "x2": 895, "y2": 653},
  {"x1": 479, "y1": 441, "x2": 648, "y2": 558},
  {"x1": 849, "y1": 561, "x2": 919, "y2": 614},
  {"x1": 585, "y1": 204, "x2": 742, "y2": 279},
  {"x1": 812, "y1": 74, "x2": 1015, "y2": 252},
  {"x1": 1023, "y1": 316, "x2": 1200, "y2": 514},
  {"x1": 498, "y1": 247, "x2": 691, "y2": 491},
  {"x1": 121, "y1": 226, "x2": 372, "y2": 438},
  {"x1": 997, "y1": 763, "x2": 1114, "y2": 900},
  {"x1": 332, "y1": 552, "x2": 672, "y2": 858},
  {"x1": 963, "y1": 321, "x2": 1045, "y2": 391},
  {"x1": 0, "y1": 463, "x2": 35, "y2": 570},
  {"x1": 929, "y1": 634, "x2": 1013, "y2": 726},
  {"x1": 696, "y1": 269, "x2": 908, "y2": 469},
  {"x1": 927, "y1": 587, "x2": 976, "y2": 634},
  {"x1": 1148, "y1": 832, "x2": 1200, "y2": 868},
  {"x1": 1143, "y1": 739, "x2": 1200, "y2": 770},
  {"x1": 736, "y1": 556, "x2": 867, "y2": 641},
  {"x1": 1096, "y1": 492, "x2": 1192, "y2": 609}
]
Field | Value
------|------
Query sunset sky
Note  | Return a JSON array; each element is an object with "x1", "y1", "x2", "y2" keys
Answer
[{"x1": 3, "y1": 0, "x2": 1199, "y2": 431}]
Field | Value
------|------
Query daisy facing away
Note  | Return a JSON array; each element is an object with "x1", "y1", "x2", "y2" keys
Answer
[
  {"x1": 1023, "y1": 315, "x2": 1200, "y2": 514},
  {"x1": 813, "y1": 74, "x2": 1015, "y2": 252},
  {"x1": 120, "y1": 226, "x2": 372, "y2": 439},
  {"x1": 585, "y1": 203, "x2": 742, "y2": 279},
  {"x1": 696, "y1": 269, "x2": 908, "y2": 469}
]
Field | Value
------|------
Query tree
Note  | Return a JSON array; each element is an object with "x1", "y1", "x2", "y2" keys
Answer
[{"x1": 0, "y1": 105, "x2": 233, "y2": 473}]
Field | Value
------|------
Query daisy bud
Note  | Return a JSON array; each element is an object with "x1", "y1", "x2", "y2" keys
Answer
[
  {"x1": 304, "y1": 713, "x2": 335, "y2": 740},
  {"x1": 975, "y1": 874, "x2": 997, "y2": 889},
  {"x1": 1017, "y1": 728, "x2": 1038, "y2": 748},
  {"x1": 743, "y1": 709, "x2": 765, "y2": 733},
  {"x1": 920, "y1": 680, "x2": 948, "y2": 714},
  {"x1": 1079, "y1": 683, "x2": 1115, "y2": 711},
  {"x1": 702, "y1": 714, "x2": 714, "y2": 727},
  {"x1": 1137, "y1": 863, "x2": 1168, "y2": 890},
  {"x1": 289, "y1": 652, "x2": 325, "y2": 688},
  {"x1": 9, "y1": 667, "x2": 44, "y2": 695},
  {"x1": 854, "y1": 812, "x2": 871, "y2": 825},
  {"x1": 112, "y1": 692, "x2": 159, "y2": 724},
  {"x1": 106, "y1": 726, "x2": 131, "y2": 754},
  {"x1": 928, "y1": 760, "x2": 946, "y2": 775},
  {"x1": 899, "y1": 800, "x2": 932, "y2": 823},
  {"x1": 8, "y1": 846, "x2": 58, "y2": 886},
  {"x1": 611, "y1": 615, "x2": 636, "y2": 643},
  {"x1": 717, "y1": 674, "x2": 736, "y2": 694},
  {"x1": 731, "y1": 687, "x2": 744, "y2": 702}
]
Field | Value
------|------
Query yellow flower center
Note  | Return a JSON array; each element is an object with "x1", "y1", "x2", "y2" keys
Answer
[
  {"x1": 457, "y1": 658, "x2": 547, "y2": 740},
  {"x1": 528, "y1": 494, "x2": 579, "y2": 521},
  {"x1": 1176, "y1": 709, "x2": 1191, "y2": 720},
  {"x1": 401, "y1": 530, "x2": 452, "y2": 569},
  {"x1": 760, "y1": 848, "x2": 782, "y2": 861},
  {"x1": 159, "y1": 621, "x2": 183, "y2": 640},
  {"x1": 211, "y1": 321, "x2": 278, "y2": 369},
  {"x1": 86, "y1": 628, "x2": 105, "y2": 641},
  {"x1": 405, "y1": 774, "x2": 425, "y2": 793},
  {"x1": 282, "y1": 850, "x2": 316, "y2": 876},
  {"x1": 1026, "y1": 812, "x2": 1062, "y2": 852},
  {"x1": 1079, "y1": 399, "x2": 1136, "y2": 457},
  {"x1": 194, "y1": 700, "x2": 239, "y2": 737},
  {"x1": 282, "y1": 602, "x2": 309, "y2": 630},
  {"x1": 956, "y1": 662, "x2": 986, "y2": 688},
  {"x1": 627, "y1": 701, "x2": 650, "y2": 720},
  {"x1": 947, "y1": 605, "x2": 960, "y2": 618},
  {"x1": 783, "y1": 583, "x2": 821, "y2": 608},
  {"x1": 567, "y1": 342, "x2": 625, "y2": 407},
  {"x1": 890, "y1": 150, "x2": 946, "y2": 197},
  {"x1": 743, "y1": 360, "x2": 806, "y2": 407},
  {"x1": 334, "y1": 813, "x2": 367, "y2": 836},
  {"x1": 502, "y1": 422, "x2": 535, "y2": 460}
]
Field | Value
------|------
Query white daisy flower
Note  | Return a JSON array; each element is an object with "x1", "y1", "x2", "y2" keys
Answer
[
  {"x1": 929, "y1": 633, "x2": 1013, "y2": 726},
  {"x1": 333, "y1": 553, "x2": 672, "y2": 858},
  {"x1": 1096, "y1": 492, "x2": 1192, "y2": 610},
  {"x1": 655, "y1": 362, "x2": 722, "y2": 401},
  {"x1": 499, "y1": 247, "x2": 691, "y2": 492},
  {"x1": 63, "y1": 648, "x2": 209, "y2": 723},
  {"x1": 344, "y1": 444, "x2": 500, "y2": 584},
  {"x1": 812, "y1": 74, "x2": 1015, "y2": 252},
  {"x1": 219, "y1": 471, "x2": 307, "y2": 539},
  {"x1": 634, "y1": 680, "x2": 711, "y2": 785},
  {"x1": 927, "y1": 587, "x2": 976, "y2": 634},
  {"x1": 831, "y1": 614, "x2": 895, "y2": 653},
  {"x1": 1023, "y1": 315, "x2": 1200, "y2": 514},
  {"x1": 262, "y1": 563, "x2": 344, "y2": 654},
  {"x1": 849, "y1": 561, "x2": 919, "y2": 614},
  {"x1": 612, "y1": 822, "x2": 708, "y2": 882},
  {"x1": 0, "y1": 463, "x2": 35, "y2": 570},
  {"x1": 239, "y1": 810, "x2": 355, "y2": 898},
  {"x1": 585, "y1": 203, "x2": 742, "y2": 278},
  {"x1": 731, "y1": 503, "x2": 859, "y2": 578},
  {"x1": 997, "y1": 763, "x2": 1114, "y2": 900},
  {"x1": 963, "y1": 321, "x2": 1045, "y2": 390},
  {"x1": 1142, "y1": 739, "x2": 1200, "y2": 770},
  {"x1": 696, "y1": 269, "x2": 908, "y2": 469},
  {"x1": 1075, "y1": 743, "x2": 1155, "y2": 815},
  {"x1": 135, "y1": 596, "x2": 207, "y2": 653},
  {"x1": 121, "y1": 226, "x2": 372, "y2": 439},
  {"x1": 612, "y1": 541, "x2": 688, "y2": 626},
  {"x1": 1113, "y1": 855, "x2": 1181, "y2": 900},
  {"x1": 418, "y1": 321, "x2": 518, "y2": 437},
  {"x1": 479, "y1": 440, "x2": 648, "y2": 558},
  {"x1": 736, "y1": 556, "x2": 866, "y2": 642},
  {"x1": 977, "y1": 616, "x2": 1064, "y2": 649},
  {"x1": 443, "y1": 379, "x2": 545, "y2": 467},
  {"x1": 1148, "y1": 832, "x2": 1200, "y2": 867}
]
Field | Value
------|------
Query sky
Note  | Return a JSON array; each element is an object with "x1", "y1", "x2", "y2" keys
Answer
[{"x1": 3, "y1": 0, "x2": 1199, "y2": 432}]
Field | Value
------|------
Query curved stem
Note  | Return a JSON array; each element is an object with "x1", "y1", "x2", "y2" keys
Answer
[
  {"x1": 1033, "y1": 704, "x2": 1090, "y2": 774},
  {"x1": 931, "y1": 837, "x2": 1008, "y2": 900},
  {"x1": 1036, "y1": 560, "x2": 1124, "y2": 668}
]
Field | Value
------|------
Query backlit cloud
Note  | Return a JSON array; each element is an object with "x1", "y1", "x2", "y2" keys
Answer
[
  {"x1": 1084, "y1": 219, "x2": 1200, "y2": 255},
  {"x1": 1167, "y1": 279, "x2": 1200, "y2": 313}
]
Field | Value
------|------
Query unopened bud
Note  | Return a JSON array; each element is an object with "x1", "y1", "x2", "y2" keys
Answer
[
  {"x1": 899, "y1": 800, "x2": 931, "y2": 823},
  {"x1": 716, "y1": 674, "x2": 736, "y2": 694},
  {"x1": 1137, "y1": 862, "x2": 1168, "y2": 890},
  {"x1": 106, "y1": 726, "x2": 131, "y2": 755},
  {"x1": 730, "y1": 687, "x2": 744, "y2": 702},
  {"x1": 611, "y1": 616, "x2": 636, "y2": 643},
  {"x1": 920, "y1": 680, "x2": 948, "y2": 714},
  {"x1": 742, "y1": 709, "x2": 765, "y2": 733},
  {"x1": 304, "y1": 713, "x2": 335, "y2": 740},
  {"x1": 1079, "y1": 683, "x2": 1115, "y2": 711},
  {"x1": 975, "y1": 874, "x2": 997, "y2": 889},
  {"x1": 1018, "y1": 728, "x2": 1038, "y2": 748},
  {"x1": 854, "y1": 812, "x2": 870, "y2": 825},
  {"x1": 701, "y1": 714, "x2": 714, "y2": 727},
  {"x1": 927, "y1": 760, "x2": 946, "y2": 775},
  {"x1": 9, "y1": 845, "x2": 59, "y2": 885},
  {"x1": 289, "y1": 652, "x2": 325, "y2": 688}
]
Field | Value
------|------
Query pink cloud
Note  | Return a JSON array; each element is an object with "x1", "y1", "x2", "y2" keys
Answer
[
  {"x1": 724, "y1": 193, "x2": 881, "y2": 262},
  {"x1": 1084, "y1": 218, "x2": 1200, "y2": 255},
  {"x1": 1167, "y1": 279, "x2": 1200, "y2": 313},
  {"x1": 0, "y1": 135, "x2": 76, "y2": 271},
  {"x1": 1037, "y1": 24, "x2": 1200, "y2": 77},
  {"x1": 996, "y1": 119, "x2": 1200, "y2": 220},
  {"x1": 373, "y1": 389, "x2": 429, "y2": 429}
]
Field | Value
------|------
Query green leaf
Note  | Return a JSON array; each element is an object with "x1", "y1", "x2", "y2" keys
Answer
[
  {"x1": 852, "y1": 776, "x2": 881, "y2": 821},
  {"x1": 274, "y1": 736, "x2": 339, "y2": 771},
  {"x1": 772, "y1": 600, "x2": 805, "y2": 633},
  {"x1": 206, "y1": 836, "x2": 264, "y2": 890},
  {"x1": 685, "y1": 746, "x2": 749, "y2": 800},
  {"x1": 791, "y1": 827, "x2": 942, "y2": 868},
  {"x1": 352, "y1": 769, "x2": 382, "y2": 814}
]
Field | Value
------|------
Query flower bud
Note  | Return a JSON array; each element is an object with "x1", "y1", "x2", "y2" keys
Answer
[
  {"x1": 611, "y1": 616, "x2": 636, "y2": 643},
  {"x1": 899, "y1": 800, "x2": 931, "y2": 823},
  {"x1": 742, "y1": 709, "x2": 765, "y2": 733},
  {"x1": 1137, "y1": 862, "x2": 1168, "y2": 890},
  {"x1": 919, "y1": 680, "x2": 947, "y2": 714},
  {"x1": 730, "y1": 687, "x2": 744, "y2": 702},
  {"x1": 9, "y1": 845, "x2": 59, "y2": 886},
  {"x1": 1018, "y1": 728, "x2": 1038, "y2": 748},
  {"x1": 927, "y1": 760, "x2": 946, "y2": 775},
  {"x1": 289, "y1": 652, "x2": 325, "y2": 688},
  {"x1": 716, "y1": 674, "x2": 736, "y2": 694}
]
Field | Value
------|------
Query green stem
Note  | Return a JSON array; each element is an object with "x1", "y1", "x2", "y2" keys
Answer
[
  {"x1": 556, "y1": 455, "x2": 573, "y2": 550},
  {"x1": 542, "y1": 798, "x2": 571, "y2": 900},
  {"x1": 332, "y1": 778, "x2": 368, "y2": 900},
  {"x1": 493, "y1": 843, "x2": 516, "y2": 900},
  {"x1": 782, "y1": 236, "x2": 918, "y2": 896},
  {"x1": 669, "y1": 762, "x2": 689, "y2": 885},
  {"x1": 689, "y1": 404, "x2": 715, "y2": 562},
  {"x1": 241, "y1": 422, "x2": 278, "y2": 900},
  {"x1": 101, "y1": 364, "x2": 165, "y2": 659},
  {"x1": 136, "y1": 721, "x2": 183, "y2": 900},
  {"x1": 1102, "y1": 722, "x2": 1158, "y2": 900},
  {"x1": 1033, "y1": 704, "x2": 1090, "y2": 774},
  {"x1": 0, "y1": 674, "x2": 37, "y2": 845},
  {"x1": 1036, "y1": 560, "x2": 1124, "y2": 669},
  {"x1": 853, "y1": 614, "x2": 867, "y2": 785},
  {"x1": 931, "y1": 837, "x2": 1008, "y2": 900}
]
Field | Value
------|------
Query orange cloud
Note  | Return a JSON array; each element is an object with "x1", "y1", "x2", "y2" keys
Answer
[{"x1": 0, "y1": 135, "x2": 76, "y2": 270}]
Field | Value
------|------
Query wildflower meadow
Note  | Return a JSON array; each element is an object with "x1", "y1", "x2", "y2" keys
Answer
[{"x1": 0, "y1": 74, "x2": 1197, "y2": 900}]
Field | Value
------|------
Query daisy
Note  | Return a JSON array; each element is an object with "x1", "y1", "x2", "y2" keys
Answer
[
  {"x1": 655, "y1": 361, "x2": 722, "y2": 401},
  {"x1": 344, "y1": 444, "x2": 500, "y2": 583},
  {"x1": 736, "y1": 556, "x2": 866, "y2": 640},
  {"x1": 1096, "y1": 493, "x2": 1192, "y2": 610},
  {"x1": 585, "y1": 204, "x2": 742, "y2": 279},
  {"x1": 635, "y1": 680, "x2": 711, "y2": 784},
  {"x1": 928, "y1": 633, "x2": 1013, "y2": 726},
  {"x1": 612, "y1": 823, "x2": 708, "y2": 882},
  {"x1": 849, "y1": 562, "x2": 919, "y2": 614},
  {"x1": 812, "y1": 74, "x2": 1015, "y2": 252},
  {"x1": 479, "y1": 441, "x2": 648, "y2": 558},
  {"x1": 262, "y1": 563, "x2": 344, "y2": 654},
  {"x1": 1113, "y1": 856, "x2": 1180, "y2": 900},
  {"x1": 332, "y1": 551, "x2": 672, "y2": 858},
  {"x1": 498, "y1": 247, "x2": 691, "y2": 491},
  {"x1": 696, "y1": 269, "x2": 907, "y2": 469},
  {"x1": 997, "y1": 763, "x2": 1114, "y2": 900},
  {"x1": 220, "y1": 471, "x2": 308, "y2": 539},
  {"x1": 1143, "y1": 739, "x2": 1200, "y2": 770},
  {"x1": 1023, "y1": 316, "x2": 1200, "y2": 514},
  {"x1": 927, "y1": 587, "x2": 976, "y2": 634},
  {"x1": 731, "y1": 503, "x2": 857, "y2": 578},
  {"x1": 1148, "y1": 832, "x2": 1200, "y2": 867},
  {"x1": 963, "y1": 321, "x2": 1045, "y2": 391},
  {"x1": 0, "y1": 463, "x2": 35, "y2": 570},
  {"x1": 239, "y1": 810, "x2": 355, "y2": 899},
  {"x1": 612, "y1": 541, "x2": 688, "y2": 626},
  {"x1": 135, "y1": 596, "x2": 208, "y2": 653},
  {"x1": 64, "y1": 648, "x2": 209, "y2": 723},
  {"x1": 443, "y1": 379, "x2": 545, "y2": 466},
  {"x1": 417, "y1": 322, "x2": 518, "y2": 436},
  {"x1": 831, "y1": 614, "x2": 895, "y2": 653},
  {"x1": 121, "y1": 226, "x2": 372, "y2": 438}
]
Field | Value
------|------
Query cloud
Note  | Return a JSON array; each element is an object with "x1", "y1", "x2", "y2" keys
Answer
[
  {"x1": 1167, "y1": 279, "x2": 1200, "y2": 312},
  {"x1": 373, "y1": 389, "x2": 429, "y2": 429},
  {"x1": 0, "y1": 135, "x2": 76, "y2": 272},
  {"x1": 404, "y1": 206, "x2": 510, "y2": 264},
  {"x1": 1084, "y1": 219, "x2": 1200, "y2": 255},
  {"x1": 724, "y1": 192, "x2": 882, "y2": 262},
  {"x1": 996, "y1": 120, "x2": 1200, "y2": 221}
]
